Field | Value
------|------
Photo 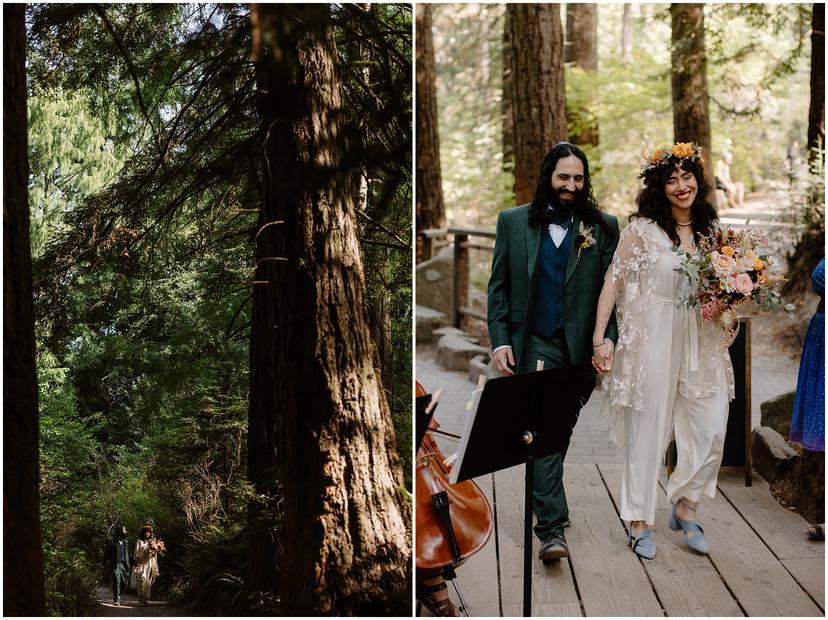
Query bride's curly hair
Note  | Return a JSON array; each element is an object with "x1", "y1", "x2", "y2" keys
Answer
[{"x1": 632, "y1": 158, "x2": 718, "y2": 245}]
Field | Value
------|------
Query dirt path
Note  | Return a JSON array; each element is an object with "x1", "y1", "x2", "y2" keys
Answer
[{"x1": 96, "y1": 587, "x2": 190, "y2": 616}]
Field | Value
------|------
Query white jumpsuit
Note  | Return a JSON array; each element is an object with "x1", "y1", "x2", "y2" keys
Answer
[{"x1": 603, "y1": 218, "x2": 734, "y2": 525}]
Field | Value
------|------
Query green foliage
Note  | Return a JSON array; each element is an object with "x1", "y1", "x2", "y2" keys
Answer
[
  {"x1": 30, "y1": 4, "x2": 413, "y2": 613},
  {"x1": 165, "y1": 523, "x2": 251, "y2": 615},
  {"x1": 432, "y1": 4, "x2": 515, "y2": 226},
  {"x1": 43, "y1": 546, "x2": 100, "y2": 616},
  {"x1": 28, "y1": 89, "x2": 127, "y2": 257},
  {"x1": 434, "y1": 3, "x2": 812, "y2": 225}
]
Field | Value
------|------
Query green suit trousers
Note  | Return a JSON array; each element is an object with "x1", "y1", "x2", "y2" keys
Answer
[{"x1": 521, "y1": 331, "x2": 594, "y2": 541}]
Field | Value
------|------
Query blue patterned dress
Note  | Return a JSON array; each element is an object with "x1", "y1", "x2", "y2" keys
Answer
[{"x1": 789, "y1": 258, "x2": 825, "y2": 452}]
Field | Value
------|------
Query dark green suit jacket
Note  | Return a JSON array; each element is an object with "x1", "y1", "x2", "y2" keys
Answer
[
  {"x1": 103, "y1": 538, "x2": 131, "y2": 572},
  {"x1": 487, "y1": 203, "x2": 619, "y2": 370}
]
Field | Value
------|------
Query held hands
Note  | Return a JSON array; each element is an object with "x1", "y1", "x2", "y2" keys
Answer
[
  {"x1": 591, "y1": 339, "x2": 614, "y2": 375},
  {"x1": 494, "y1": 346, "x2": 516, "y2": 376}
]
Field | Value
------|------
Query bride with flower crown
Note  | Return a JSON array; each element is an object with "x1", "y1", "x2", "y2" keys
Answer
[
  {"x1": 591, "y1": 143, "x2": 734, "y2": 560},
  {"x1": 130, "y1": 525, "x2": 161, "y2": 604}
]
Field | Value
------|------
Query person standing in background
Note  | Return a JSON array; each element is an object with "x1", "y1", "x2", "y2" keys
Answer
[{"x1": 789, "y1": 258, "x2": 825, "y2": 540}]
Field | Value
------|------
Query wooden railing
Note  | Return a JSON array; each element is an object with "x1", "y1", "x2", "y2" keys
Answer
[{"x1": 418, "y1": 226, "x2": 496, "y2": 328}]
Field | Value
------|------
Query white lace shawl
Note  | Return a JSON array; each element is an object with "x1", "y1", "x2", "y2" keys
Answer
[{"x1": 602, "y1": 218, "x2": 735, "y2": 413}]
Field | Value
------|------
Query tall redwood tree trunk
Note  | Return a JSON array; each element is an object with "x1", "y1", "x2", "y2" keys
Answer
[
  {"x1": 415, "y1": 4, "x2": 445, "y2": 234},
  {"x1": 565, "y1": 3, "x2": 599, "y2": 147},
  {"x1": 502, "y1": 8, "x2": 514, "y2": 173},
  {"x1": 249, "y1": 5, "x2": 410, "y2": 615},
  {"x1": 670, "y1": 4, "x2": 713, "y2": 187},
  {"x1": 508, "y1": 4, "x2": 567, "y2": 204},
  {"x1": 807, "y1": 2, "x2": 824, "y2": 164},
  {"x1": 4, "y1": 4, "x2": 47, "y2": 616}
]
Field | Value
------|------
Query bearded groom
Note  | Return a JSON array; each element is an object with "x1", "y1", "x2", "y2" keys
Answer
[{"x1": 487, "y1": 142, "x2": 619, "y2": 560}]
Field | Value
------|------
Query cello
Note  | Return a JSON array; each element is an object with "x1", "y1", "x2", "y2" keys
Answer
[{"x1": 415, "y1": 381, "x2": 493, "y2": 616}]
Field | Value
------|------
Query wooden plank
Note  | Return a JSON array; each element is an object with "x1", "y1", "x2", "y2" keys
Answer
[
  {"x1": 781, "y1": 558, "x2": 825, "y2": 610},
  {"x1": 495, "y1": 464, "x2": 582, "y2": 617},
  {"x1": 716, "y1": 469, "x2": 824, "y2": 561},
  {"x1": 453, "y1": 473, "x2": 501, "y2": 617},
  {"x1": 716, "y1": 469, "x2": 824, "y2": 610},
  {"x1": 659, "y1": 473, "x2": 823, "y2": 616},
  {"x1": 599, "y1": 464, "x2": 743, "y2": 617},
  {"x1": 563, "y1": 464, "x2": 664, "y2": 617}
]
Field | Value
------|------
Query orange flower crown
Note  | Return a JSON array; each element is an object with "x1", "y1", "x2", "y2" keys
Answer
[{"x1": 639, "y1": 142, "x2": 704, "y2": 178}]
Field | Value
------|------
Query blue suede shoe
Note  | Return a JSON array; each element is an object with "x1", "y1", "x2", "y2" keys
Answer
[
  {"x1": 629, "y1": 528, "x2": 656, "y2": 559},
  {"x1": 670, "y1": 501, "x2": 710, "y2": 554}
]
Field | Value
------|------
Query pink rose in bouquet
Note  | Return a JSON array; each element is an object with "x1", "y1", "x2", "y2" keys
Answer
[
  {"x1": 673, "y1": 222, "x2": 793, "y2": 343},
  {"x1": 734, "y1": 273, "x2": 754, "y2": 296}
]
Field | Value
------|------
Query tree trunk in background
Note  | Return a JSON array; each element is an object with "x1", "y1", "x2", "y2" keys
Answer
[
  {"x1": 807, "y1": 2, "x2": 824, "y2": 164},
  {"x1": 416, "y1": 5, "x2": 446, "y2": 235},
  {"x1": 250, "y1": 5, "x2": 410, "y2": 615},
  {"x1": 670, "y1": 4, "x2": 713, "y2": 187},
  {"x1": 565, "y1": 3, "x2": 599, "y2": 147},
  {"x1": 4, "y1": 4, "x2": 47, "y2": 616},
  {"x1": 622, "y1": 4, "x2": 633, "y2": 63},
  {"x1": 509, "y1": 4, "x2": 567, "y2": 205},
  {"x1": 502, "y1": 8, "x2": 514, "y2": 172}
]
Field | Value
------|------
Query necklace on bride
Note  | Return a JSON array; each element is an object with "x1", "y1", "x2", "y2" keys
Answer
[{"x1": 676, "y1": 219, "x2": 693, "y2": 227}]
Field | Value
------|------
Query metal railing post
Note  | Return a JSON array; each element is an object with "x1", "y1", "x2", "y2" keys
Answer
[{"x1": 453, "y1": 233, "x2": 469, "y2": 329}]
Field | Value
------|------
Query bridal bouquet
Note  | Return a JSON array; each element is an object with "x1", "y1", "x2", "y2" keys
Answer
[
  {"x1": 673, "y1": 222, "x2": 794, "y2": 341},
  {"x1": 149, "y1": 538, "x2": 166, "y2": 556}
]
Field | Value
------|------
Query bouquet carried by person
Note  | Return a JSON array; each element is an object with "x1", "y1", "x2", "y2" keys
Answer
[
  {"x1": 149, "y1": 538, "x2": 166, "y2": 557},
  {"x1": 674, "y1": 221, "x2": 794, "y2": 344}
]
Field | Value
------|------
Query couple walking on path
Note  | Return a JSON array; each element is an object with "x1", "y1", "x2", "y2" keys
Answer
[
  {"x1": 103, "y1": 523, "x2": 162, "y2": 606},
  {"x1": 487, "y1": 141, "x2": 734, "y2": 563}
]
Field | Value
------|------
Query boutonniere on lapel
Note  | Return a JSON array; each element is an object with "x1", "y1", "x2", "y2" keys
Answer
[{"x1": 576, "y1": 221, "x2": 596, "y2": 257}]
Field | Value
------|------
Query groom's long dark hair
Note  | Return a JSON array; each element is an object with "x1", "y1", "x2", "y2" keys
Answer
[{"x1": 527, "y1": 142, "x2": 613, "y2": 236}]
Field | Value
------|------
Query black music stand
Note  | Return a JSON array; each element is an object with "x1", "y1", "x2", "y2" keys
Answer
[{"x1": 451, "y1": 363, "x2": 595, "y2": 617}]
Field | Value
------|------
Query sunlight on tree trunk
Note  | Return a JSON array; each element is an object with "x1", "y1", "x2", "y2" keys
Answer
[
  {"x1": 670, "y1": 3, "x2": 713, "y2": 187},
  {"x1": 509, "y1": 3, "x2": 566, "y2": 205},
  {"x1": 566, "y1": 3, "x2": 599, "y2": 147},
  {"x1": 416, "y1": 4, "x2": 446, "y2": 234},
  {"x1": 250, "y1": 4, "x2": 410, "y2": 615}
]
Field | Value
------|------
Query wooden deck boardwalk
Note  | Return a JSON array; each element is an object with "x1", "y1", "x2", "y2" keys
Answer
[{"x1": 435, "y1": 464, "x2": 824, "y2": 617}]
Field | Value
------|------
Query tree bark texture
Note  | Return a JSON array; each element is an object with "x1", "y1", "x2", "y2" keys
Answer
[
  {"x1": 565, "y1": 3, "x2": 599, "y2": 147},
  {"x1": 509, "y1": 4, "x2": 567, "y2": 205},
  {"x1": 415, "y1": 5, "x2": 446, "y2": 234},
  {"x1": 4, "y1": 4, "x2": 47, "y2": 616},
  {"x1": 670, "y1": 4, "x2": 713, "y2": 187},
  {"x1": 808, "y1": 2, "x2": 824, "y2": 164},
  {"x1": 250, "y1": 5, "x2": 410, "y2": 615},
  {"x1": 502, "y1": 8, "x2": 514, "y2": 173}
]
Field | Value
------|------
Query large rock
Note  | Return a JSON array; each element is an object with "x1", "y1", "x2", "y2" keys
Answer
[
  {"x1": 416, "y1": 247, "x2": 453, "y2": 317},
  {"x1": 468, "y1": 355, "x2": 488, "y2": 385},
  {"x1": 771, "y1": 449, "x2": 825, "y2": 524},
  {"x1": 416, "y1": 306, "x2": 449, "y2": 343},
  {"x1": 760, "y1": 392, "x2": 796, "y2": 438},
  {"x1": 432, "y1": 326, "x2": 479, "y2": 344},
  {"x1": 437, "y1": 335, "x2": 489, "y2": 371},
  {"x1": 752, "y1": 426, "x2": 800, "y2": 483},
  {"x1": 467, "y1": 354, "x2": 501, "y2": 385}
]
